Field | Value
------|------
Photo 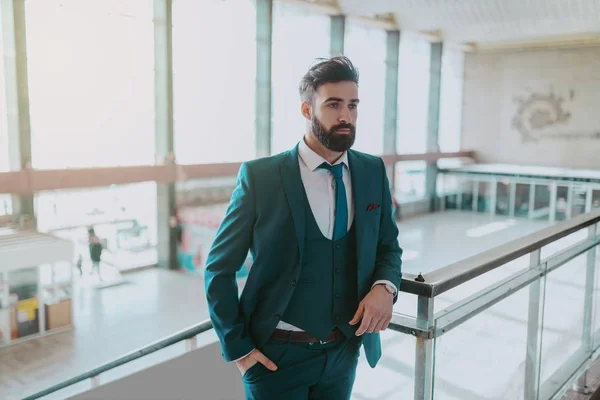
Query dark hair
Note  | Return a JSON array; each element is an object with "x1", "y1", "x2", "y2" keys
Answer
[{"x1": 299, "y1": 56, "x2": 359, "y2": 103}]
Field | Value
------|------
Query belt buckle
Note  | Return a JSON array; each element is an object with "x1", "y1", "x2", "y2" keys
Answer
[{"x1": 319, "y1": 339, "x2": 328, "y2": 345}]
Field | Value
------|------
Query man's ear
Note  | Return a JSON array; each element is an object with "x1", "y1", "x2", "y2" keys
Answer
[{"x1": 301, "y1": 101, "x2": 312, "y2": 121}]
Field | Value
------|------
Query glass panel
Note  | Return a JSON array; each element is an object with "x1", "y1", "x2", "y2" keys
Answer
[
  {"x1": 396, "y1": 32, "x2": 430, "y2": 155},
  {"x1": 437, "y1": 173, "x2": 473, "y2": 211},
  {"x1": 540, "y1": 229, "x2": 588, "y2": 260},
  {"x1": 270, "y1": 2, "x2": 329, "y2": 154},
  {"x1": 476, "y1": 181, "x2": 492, "y2": 213},
  {"x1": 352, "y1": 330, "x2": 415, "y2": 399},
  {"x1": 438, "y1": 47, "x2": 464, "y2": 153},
  {"x1": 514, "y1": 183, "x2": 531, "y2": 217},
  {"x1": 593, "y1": 190, "x2": 600, "y2": 210},
  {"x1": 345, "y1": 22, "x2": 386, "y2": 155},
  {"x1": 592, "y1": 239, "x2": 600, "y2": 350},
  {"x1": 26, "y1": 0, "x2": 155, "y2": 169},
  {"x1": 433, "y1": 277, "x2": 536, "y2": 399},
  {"x1": 571, "y1": 185, "x2": 588, "y2": 218},
  {"x1": 533, "y1": 183, "x2": 551, "y2": 221},
  {"x1": 434, "y1": 254, "x2": 530, "y2": 314},
  {"x1": 173, "y1": 0, "x2": 256, "y2": 163},
  {"x1": 35, "y1": 183, "x2": 157, "y2": 272},
  {"x1": 555, "y1": 185, "x2": 569, "y2": 222},
  {"x1": 539, "y1": 252, "x2": 588, "y2": 386},
  {"x1": 495, "y1": 179, "x2": 511, "y2": 216},
  {"x1": 394, "y1": 161, "x2": 426, "y2": 201},
  {"x1": 0, "y1": 194, "x2": 12, "y2": 216}
]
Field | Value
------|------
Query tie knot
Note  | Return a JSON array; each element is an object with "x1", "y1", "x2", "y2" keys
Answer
[{"x1": 319, "y1": 162, "x2": 344, "y2": 179}]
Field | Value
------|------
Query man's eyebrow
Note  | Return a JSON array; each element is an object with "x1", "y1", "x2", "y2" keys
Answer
[{"x1": 324, "y1": 97, "x2": 360, "y2": 103}]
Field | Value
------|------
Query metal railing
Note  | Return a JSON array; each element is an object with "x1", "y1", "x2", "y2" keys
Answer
[{"x1": 22, "y1": 321, "x2": 215, "y2": 400}]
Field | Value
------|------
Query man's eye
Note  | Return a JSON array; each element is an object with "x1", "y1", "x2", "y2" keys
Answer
[
  {"x1": 328, "y1": 103, "x2": 339, "y2": 109},
  {"x1": 349, "y1": 104, "x2": 357, "y2": 109}
]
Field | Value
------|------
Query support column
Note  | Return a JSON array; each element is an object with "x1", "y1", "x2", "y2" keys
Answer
[
  {"x1": 329, "y1": 15, "x2": 345, "y2": 56},
  {"x1": 153, "y1": 0, "x2": 177, "y2": 269},
  {"x1": 1, "y1": 0, "x2": 34, "y2": 221},
  {"x1": 425, "y1": 43, "x2": 443, "y2": 211},
  {"x1": 383, "y1": 30, "x2": 400, "y2": 191},
  {"x1": 414, "y1": 295, "x2": 435, "y2": 400},
  {"x1": 255, "y1": 0, "x2": 273, "y2": 158}
]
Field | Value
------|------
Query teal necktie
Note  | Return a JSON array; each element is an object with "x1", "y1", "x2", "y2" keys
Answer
[{"x1": 319, "y1": 162, "x2": 348, "y2": 240}]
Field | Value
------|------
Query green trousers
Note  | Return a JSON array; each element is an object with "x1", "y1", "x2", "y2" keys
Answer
[{"x1": 242, "y1": 335, "x2": 362, "y2": 400}]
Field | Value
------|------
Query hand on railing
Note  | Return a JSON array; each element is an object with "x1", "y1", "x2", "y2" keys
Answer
[{"x1": 236, "y1": 349, "x2": 278, "y2": 376}]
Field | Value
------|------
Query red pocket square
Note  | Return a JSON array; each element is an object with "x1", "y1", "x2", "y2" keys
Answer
[{"x1": 366, "y1": 204, "x2": 380, "y2": 211}]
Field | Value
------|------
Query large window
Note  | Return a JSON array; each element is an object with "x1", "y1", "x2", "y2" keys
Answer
[
  {"x1": 397, "y1": 32, "x2": 431, "y2": 154},
  {"x1": 0, "y1": 10, "x2": 9, "y2": 173},
  {"x1": 271, "y1": 2, "x2": 330, "y2": 154},
  {"x1": 35, "y1": 183, "x2": 157, "y2": 271},
  {"x1": 395, "y1": 33, "x2": 431, "y2": 200},
  {"x1": 25, "y1": 0, "x2": 155, "y2": 169},
  {"x1": 173, "y1": 0, "x2": 256, "y2": 164},
  {"x1": 344, "y1": 20, "x2": 386, "y2": 156},
  {"x1": 439, "y1": 46, "x2": 465, "y2": 153}
]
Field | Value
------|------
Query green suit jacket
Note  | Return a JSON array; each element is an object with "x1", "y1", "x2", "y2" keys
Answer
[{"x1": 204, "y1": 144, "x2": 403, "y2": 368}]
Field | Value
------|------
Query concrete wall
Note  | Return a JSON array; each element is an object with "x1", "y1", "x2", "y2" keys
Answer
[{"x1": 462, "y1": 45, "x2": 600, "y2": 169}]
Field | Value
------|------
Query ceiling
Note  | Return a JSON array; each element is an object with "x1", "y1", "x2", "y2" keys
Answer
[{"x1": 337, "y1": 0, "x2": 600, "y2": 47}]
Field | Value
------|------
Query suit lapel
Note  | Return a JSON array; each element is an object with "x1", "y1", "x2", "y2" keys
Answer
[
  {"x1": 348, "y1": 150, "x2": 367, "y2": 269},
  {"x1": 281, "y1": 145, "x2": 306, "y2": 261}
]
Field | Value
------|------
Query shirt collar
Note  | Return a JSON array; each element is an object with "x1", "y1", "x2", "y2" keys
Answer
[{"x1": 298, "y1": 138, "x2": 349, "y2": 172}]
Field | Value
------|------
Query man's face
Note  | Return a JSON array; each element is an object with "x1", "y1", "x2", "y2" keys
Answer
[{"x1": 307, "y1": 81, "x2": 359, "y2": 152}]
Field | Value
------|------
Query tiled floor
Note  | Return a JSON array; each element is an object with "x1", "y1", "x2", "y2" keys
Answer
[{"x1": 0, "y1": 210, "x2": 592, "y2": 400}]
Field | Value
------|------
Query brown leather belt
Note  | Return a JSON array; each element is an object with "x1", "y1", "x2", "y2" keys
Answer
[{"x1": 271, "y1": 328, "x2": 343, "y2": 344}]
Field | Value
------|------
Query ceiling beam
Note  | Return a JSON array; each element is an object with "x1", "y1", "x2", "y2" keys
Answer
[{"x1": 473, "y1": 32, "x2": 600, "y2": 53}]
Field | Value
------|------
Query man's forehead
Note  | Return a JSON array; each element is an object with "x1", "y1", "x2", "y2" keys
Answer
[{"x1": 315, "y1": 81, "x2": 358, "y2": 100}]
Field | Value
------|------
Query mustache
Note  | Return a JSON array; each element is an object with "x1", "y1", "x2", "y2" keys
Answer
[{"x1": 330, "y1": 123, "x2": 355, "y2": 133}]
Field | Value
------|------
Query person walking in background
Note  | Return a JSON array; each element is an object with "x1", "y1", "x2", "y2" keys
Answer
[
  {"x1": 88, "y1": 227, "x2": 104, "y2": 281},
  {"x1": 204, "y1": 56, "x2": 403, "y2": 400}
]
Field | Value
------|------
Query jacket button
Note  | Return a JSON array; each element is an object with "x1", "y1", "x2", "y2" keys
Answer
[
  {"x1": 274, "y1": 315, "x2": 280, "y2": 321},
  {"x1": 335, "y1": 244, "x2": 341, "y2": 249},
  {"x1": 291, "y1": 280, "x2": 297, "y2": 286},
  {"x1": 336, "y1": 269, "x2": 341, "y2": 274},
  {"x1": 335, "y1": 293, "x2": 341, "y2": 298}
]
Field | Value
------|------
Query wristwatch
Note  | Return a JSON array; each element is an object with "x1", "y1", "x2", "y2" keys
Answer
[{"x1": 378, "y1": 283, "x2": 396, "y2": 297}]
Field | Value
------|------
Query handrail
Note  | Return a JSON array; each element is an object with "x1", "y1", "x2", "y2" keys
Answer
[
  {"x1": 0, "y1": 151, "x2": 475, "y2": 195},
  {"x1": 400, "y1": 209, "x2": 600, "y2": 298},
  {"x1": 24, "y1": 317, "x2": 419, "y2": 400},
  {"x1": 22, "y1": 320, "x2": 215, "y2": 400}
]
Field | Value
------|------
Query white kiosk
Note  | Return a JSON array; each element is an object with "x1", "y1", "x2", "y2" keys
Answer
[{"x1": 0, "y1": 226, "x2": 74, "y2": 347}]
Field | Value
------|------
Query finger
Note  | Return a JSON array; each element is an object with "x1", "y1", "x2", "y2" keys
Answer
[
  {"x1": 381, "y1": 317, "x2": 391, "y2": 331},
  {"x1": 255, "y1": 351, "x2": 278, "y2": 371},
  {"x1": 372, "y1": 318, "x2": 386, "y2": 333},
  {"x1": 349, "y1": 303, "x2": 365, "y2": 325},
  {"x1": 355, "y1": 315, "x2": 373, "y2": 336},
  {"x1": 366, "y1": 316, "x2": 382, "y2": 334}
]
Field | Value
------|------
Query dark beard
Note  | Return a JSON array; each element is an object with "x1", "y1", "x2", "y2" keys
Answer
[{"x1": 311, "y1": 115, "x2": 356, "y2": 152}]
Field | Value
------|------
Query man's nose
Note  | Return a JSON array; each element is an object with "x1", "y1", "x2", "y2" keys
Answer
[{"x1": 339, "y1": 108, "x2": 352, "y2": 124}]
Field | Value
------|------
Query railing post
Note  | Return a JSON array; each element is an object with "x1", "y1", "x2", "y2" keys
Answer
[
  {"x1": 549, "y1": 182, "x2": 558, "y2": 223},
  {"x1": 528, "y1": 182, "x2": 536, "y2": 220},
  {"x1": 574, "y1": 223, "x2": 599, "y2": 394},
  {"x1": 524, "y1": 249, "x2": 544, "y2": 400},
  {"x1": 472, "y1": 180, "x2": 479, "y2": 212},
  {"x1": 509, "y1": 181, "x2": 517, "y2": 217},
  {"x1": 414, "y1": 295, "x2": 435, "y2": 400},
  {"x1": 185, "y1": 336, "x2": 197, "y2": 352}
]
